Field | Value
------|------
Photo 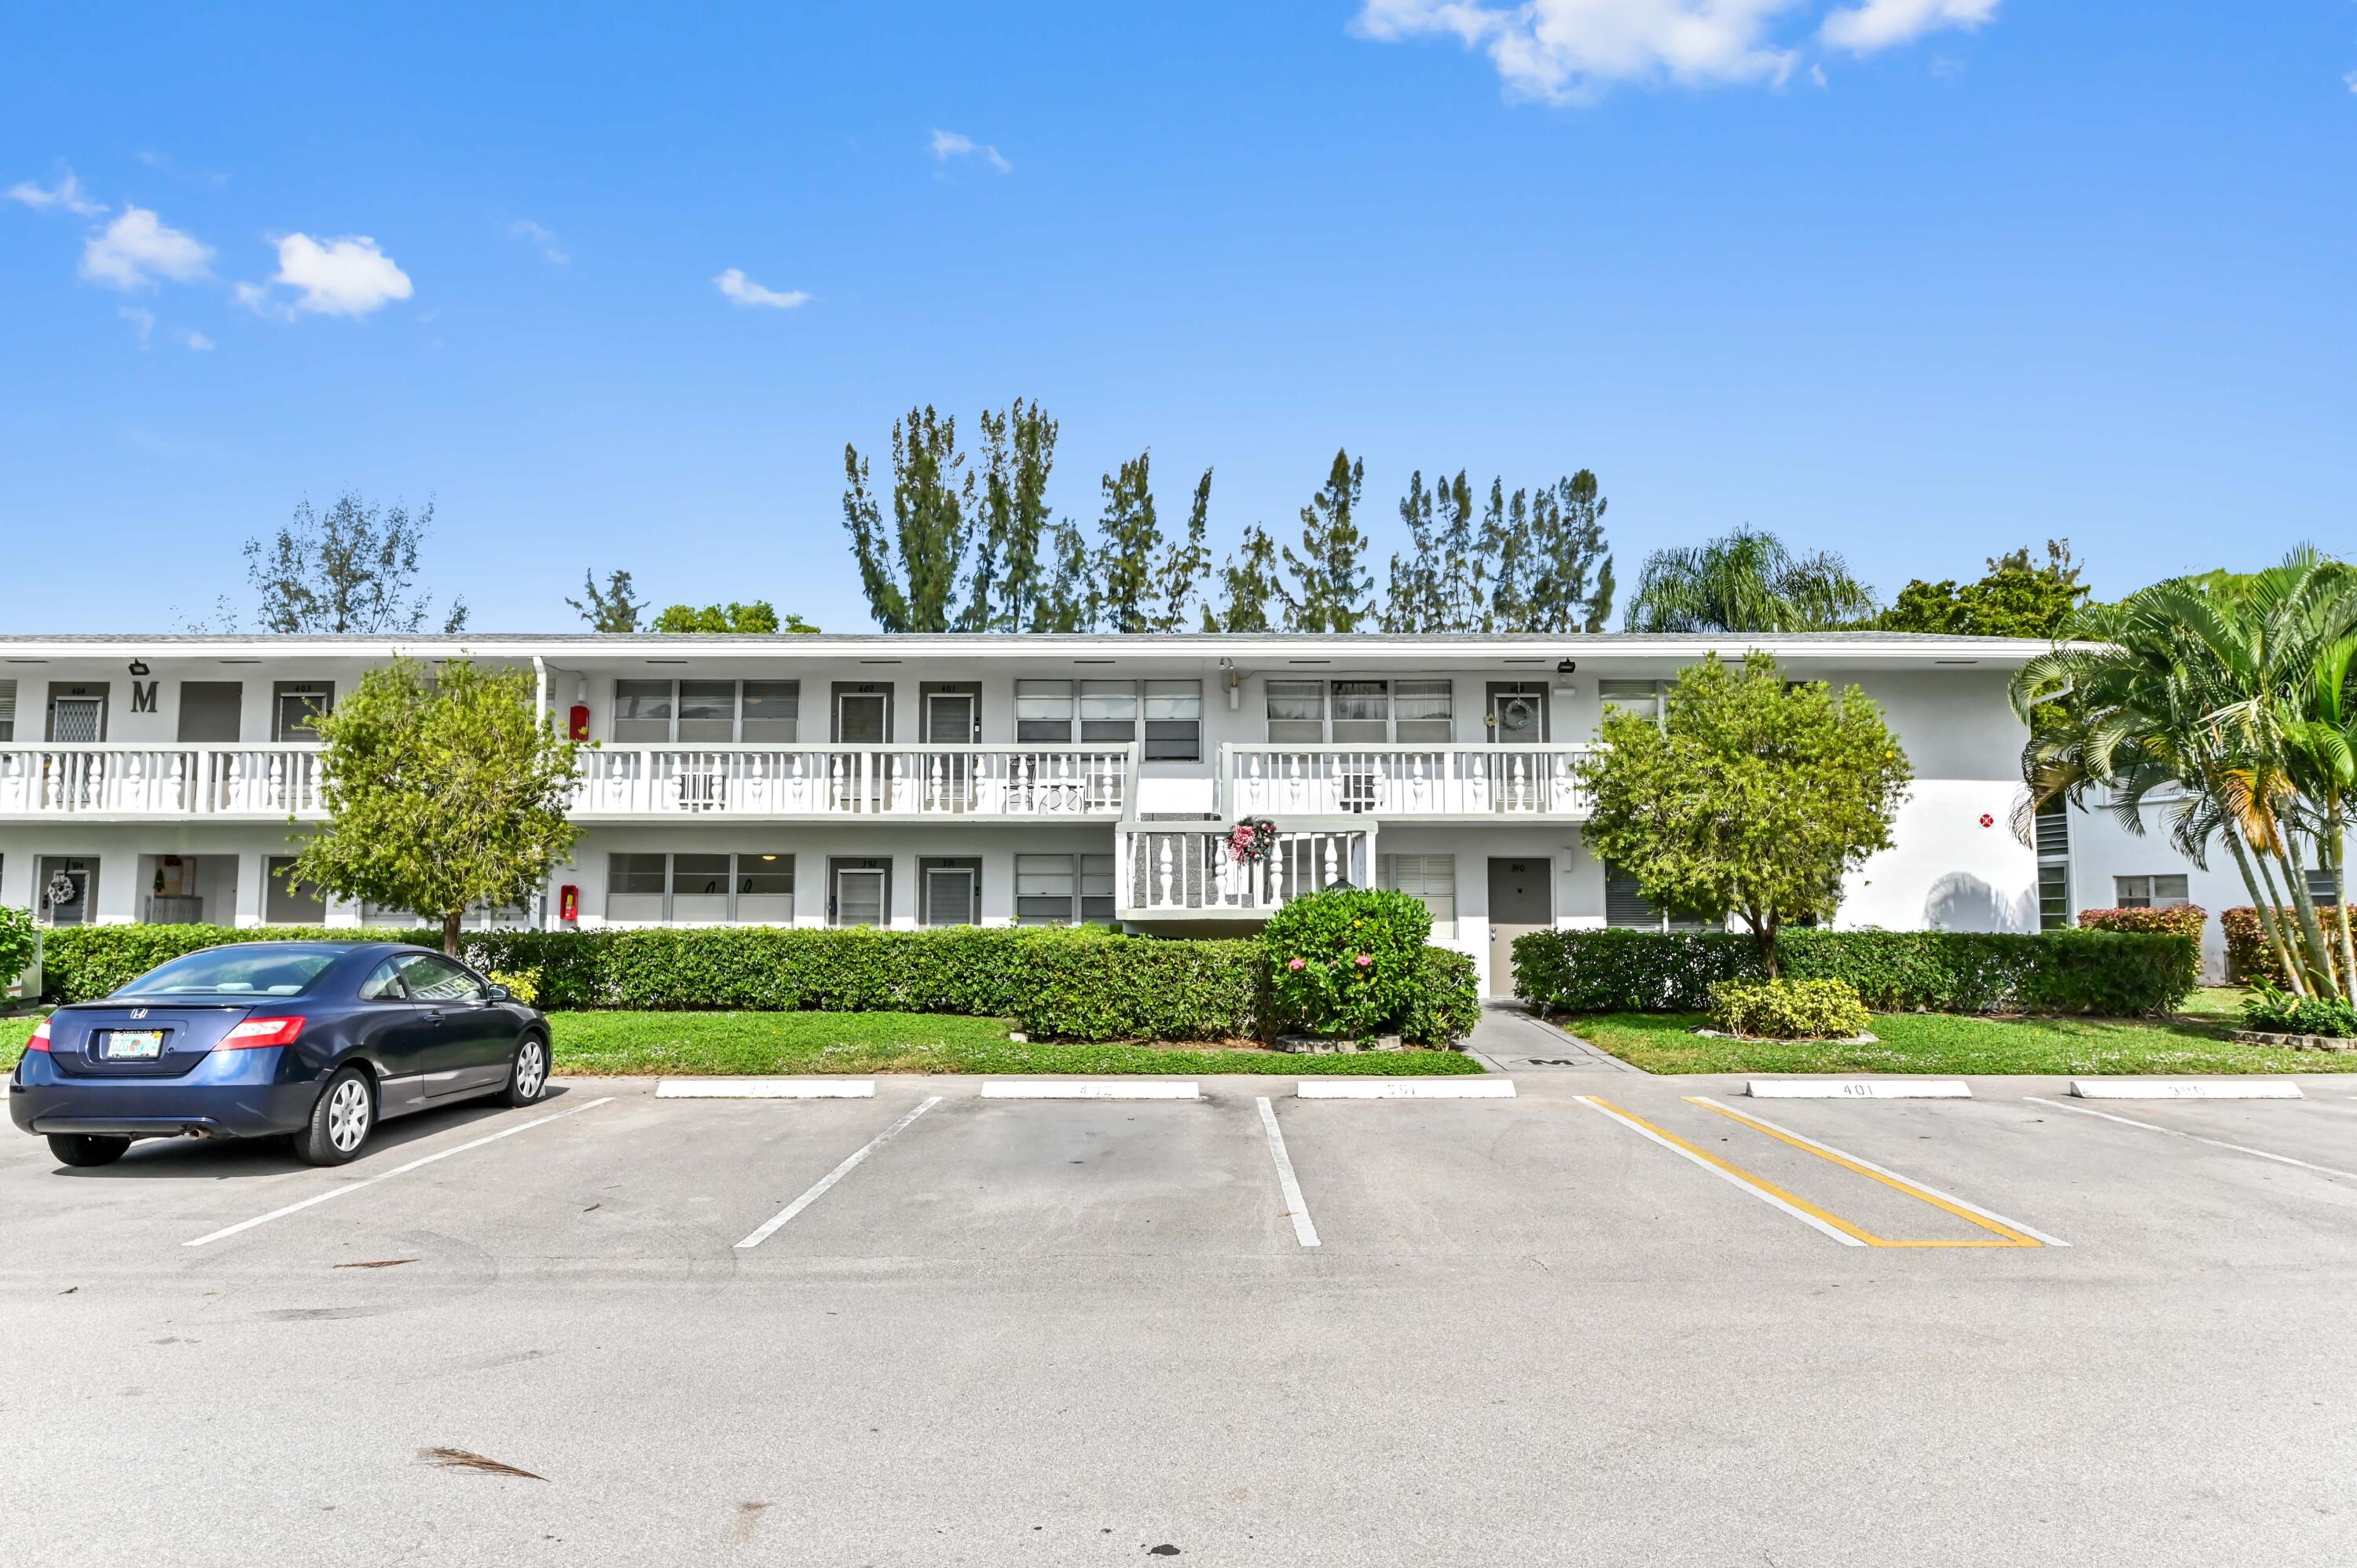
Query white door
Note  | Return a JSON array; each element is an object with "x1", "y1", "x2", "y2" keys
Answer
[
  {"x1": 837, "y1": 691, "x2": 888, "y2": 743},
  {"x1": 925, "y1": 693, "x2": 976, "y2": 811},
  {"x1": 49, "y1": 697, "x2": 103, "y2": 743},
  {"x1": 834, "y1": 866, "x2": 886, "y2": 927},
  {"x1": 923, "y1": 866, "x2": 977, "y2": 927}
]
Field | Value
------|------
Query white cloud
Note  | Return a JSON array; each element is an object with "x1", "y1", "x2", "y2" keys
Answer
[
  {"x1": 118, "y1": 305, "x2": 155, "y2": 346},
  {"x1": 80, "y1": 206, "x2": 214, "y2": 291},
  {"x1": 929, "y1": 128, "x2": 1011, "y2": 173},
  {"x1": 2345, "y1": 69, "x2": 2356, "y2": 93},
  {"x1": 182, "y1": 330, "x2": 214, "y2": 351},
  {"x1": 509, "y1": 218, "x2": 569, "y2": 264},
  {"x1": 1353, "y1": 0, "x2": 1806, "y2": 100},
  {"x1": 714, "y1": 268, "x2": 809, "y2": 310},
  {"x1": 1821, "y1": 0, "x2": 1996, "y2": 53},
  {"x1": 267, "y1": 233, "x2": 413, "y2": 316},
  {"x1": 7, "y1": 170, "x2": 105, "y2": 215}
]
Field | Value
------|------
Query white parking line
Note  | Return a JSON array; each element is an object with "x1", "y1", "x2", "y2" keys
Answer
[
  {"x1": 980, "y1": 1080, "x2": 1199, "y2": 1100},
  {"x1": 1296, "y1": 1079, "x2": 1516, "y2": 1099},
  {"x1": 734, "y1": 1096, "x2": 944, "y2": 1250},
  {"x1": 184, "y1": 1096, "x2": 615, "y2": 1248},
  {"x1": 1574, "y1": 1095, "x2": 1865, "y2": 1247},
  {"x1": 2025, "y1": 1095, "x2": 2357, "y2": 1183},
  {"x1": 1255, "y1": 1097, "x2": 1320, "y2": 1248}
]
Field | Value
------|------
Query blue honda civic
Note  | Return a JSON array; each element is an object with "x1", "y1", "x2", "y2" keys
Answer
[{"x1": 9, "y1": 941, "x2": 551, "y2": 1169}]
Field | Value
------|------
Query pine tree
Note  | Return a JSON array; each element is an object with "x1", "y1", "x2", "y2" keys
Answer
[
  {"x1": 1031, "y1": 518, "x2": 1098, "y2": 632},
  {"x1": 1278, "y1": 449, "x2": 1373, "y2": 633},
  {"x1": 1153, "y1": 467, "x2": 1214, "y2": 632},
  {"x1": 1481, "y1": 480, "x2": 1532, "y2": 633},
  {"x1": 1093, "y1": 450, "x2": 1164, "y2": 633},
  {"x1": 841, "y1": 406, "x2": 971, "y2": 632},
  {"x1": 1519, "y1": 471, "x2": 1616, "y2": 633},
  {"x1": 963, "y1": 399, "x2": 1058, "y2": 631},
  {"x1": 1203, "y1": 524, "x2": 1281, "y2": 633},
  {"x1": 1382, "y1": 470, "x2": 1440, "y2": 632},
  {"x1": 1433, "y1": 471, "x2": 1483, "y2": 632}
]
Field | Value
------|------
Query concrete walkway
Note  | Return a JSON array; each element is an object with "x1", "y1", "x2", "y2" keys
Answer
[{"x1": 1467, "y1": 1002, "x2": 1645, "y2": 1072}]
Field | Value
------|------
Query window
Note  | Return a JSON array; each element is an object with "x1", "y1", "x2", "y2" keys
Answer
[
  {"x1": 2114, "y1": 874, "x2": 2190, "y2": 910},
  {"x1": 1600, "y1": 680, "x2": 1661, "y2": 724},
  {"x1": 742, "y1": 682, "x2": 800, "y2": 743},
  {"x1": 359, "y1": 960, "x2": 408, "y2": 1001},
  {"x1": 1016, "y1": 680, "x2": 1073, "y2": 743},
  {"x1": 0, "y1": 679, "x2": 17, "y2": 742},
  {"x1": 270, "y1": 682, "x2": 332, "y2": 742},
  {"x1": 265, "y1": 855, "x2": 328, "y2": 924},
  {"x1": 919, "y1": 858, "x2": 981, "y2": 926},
  {"x1": 2307, "y1": 866, "x2": 2342, "y2": 907},
  {"x1": 1080, "y1": 680, "x2": 1137, "y2": 743},
  {"x1": 1604, "y1": 864, "x2": 1709, "y2": 932},
  {"x1": 613, "y1": 680, "x2": 675, "y2": 743},
  {"x1": 1266, "y1": 680, "x2": 1325, "y2": 744},
  {"x1": 1331, "y1": 680, "x2": 1389, "y2": 745},
  {"x1": 1081, "y1": 853, "x2": 1116, "y2": 922},
  {"x1": 676, "y1": 681, "x2": 737, "y2": 743},
  {"x1": 1379, "y1": 853, "x2": 1457, "y2": 939},
  {"x1": 177, "y1": 681, "x2": 243, "y2": 742},
  {"x1": 1395, "y1": 680, "x2": 1453, "y2": 743},
  {"x1": 120, "y1": 946, "x2": 339, "y2": 997},
  {"x1": 1142, "y1": 681, "x2": 1202, "y2": 761},
  {"x1": 1015, "y1": 853, "x2": 1076, "y2": 925},
  {"x1": 395, "y1": 954, "x2": 489, "y2": 1002},
  {"x1": 2034, "y1": 798, "x2": 2069, "y2": 859},
  {"x1": 607, "y1": 851, "x2": 794, "y2": 922},
  {"x1": 2038, "y1": 863, "x2": 2070, "y2": 931}
]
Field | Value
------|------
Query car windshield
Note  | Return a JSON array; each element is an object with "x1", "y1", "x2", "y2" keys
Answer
[{"x1": 115, "y1": 948, "x2": 342, "y2": 998}]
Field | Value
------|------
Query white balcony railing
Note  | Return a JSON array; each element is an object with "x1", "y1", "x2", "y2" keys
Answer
[
  {"x1": 0, "y1": 745, "x2": 328, "y2": 818},
  {"x1": 1223, "y1": 744, "x2": 1597, "y2": 819},
  {"x1": 1117, "y1": 821, "x2": 1373, "y2": 918},
  {"x1": 570, "y1": 745, "x2": 1136, "y2": 819}
]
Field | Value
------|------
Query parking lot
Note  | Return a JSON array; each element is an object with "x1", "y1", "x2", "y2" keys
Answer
[{"x1": 7, "y1": 1071, "x2": 2357, "y2": 1566}]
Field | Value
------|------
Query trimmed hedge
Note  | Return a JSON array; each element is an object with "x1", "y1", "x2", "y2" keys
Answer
[
  {"x1": 1708, "y1": 977, "x2": 1871, "y2": 1040},
  {"x1": 1512, "y1": 925, "x2": 2198, "y2": 1018},
  {"x1": 2222, "y1": 907, "x2": 2352, "y2": 987},
  {"x1": 2077, "y1": 906, "x2": 2207, "y2": 941},
  {"x1": 34, "y1": 922, "x2": 1482, "y2": 1047}
]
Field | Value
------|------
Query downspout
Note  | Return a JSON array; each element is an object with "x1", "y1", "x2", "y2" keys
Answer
[{"x1": 532, "y1": 656, "x2": 551, "y2": 932}]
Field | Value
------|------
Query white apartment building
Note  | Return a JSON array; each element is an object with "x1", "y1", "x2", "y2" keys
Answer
[{"x1": 0, "y1": 631, "x2": 2222, "y2": 993}]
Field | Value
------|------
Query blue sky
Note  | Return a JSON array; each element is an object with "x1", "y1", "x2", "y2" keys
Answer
[{"x1": 3, "y1": 2, "x2": 2352, "y2": 633}]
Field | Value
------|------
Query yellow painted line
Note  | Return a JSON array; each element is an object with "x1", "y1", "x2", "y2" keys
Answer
[{"x1": 1685, "y1": 1097, "x2": 2052, "y2": 1248}]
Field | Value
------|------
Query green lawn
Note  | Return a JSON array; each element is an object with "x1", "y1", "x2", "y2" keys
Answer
[
  {"x1": 0, "y1": 1009, "x2": 1483, "y2": 1076},
  {"x1": 1562, "y1": 988, "x2": 2355, "y2": 1075},
  {"x1": 548, "y1": 1011, "x2": 1482, "y2": 1076}
]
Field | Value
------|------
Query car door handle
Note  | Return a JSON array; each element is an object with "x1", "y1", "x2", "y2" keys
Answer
[{"x1": 425, "y1": 1009, "x2": 451, "y2": 1024}]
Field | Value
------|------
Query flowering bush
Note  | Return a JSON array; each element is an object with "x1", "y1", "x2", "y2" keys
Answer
[
  {"x1": 1226, "y1": 817, "x2": 1277, "y2": 865},
  {"x1": 2076, "y1": 906, "x2": 2207, "y2": 941},
  {"x1": 1261, "y1": 888, "x2": 1431, "y2": 1043}
]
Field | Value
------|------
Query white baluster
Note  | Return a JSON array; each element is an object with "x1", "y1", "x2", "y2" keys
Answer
[
  {"x1": 1322, "y1": 835, "x2": 1339, "y2": 889},
  {"x1": 1157, "y1": 836, "x2": 1175, "y2": 909},
  {"x1": 929, "y1": 754, "x2": 944, "y2": 812}
]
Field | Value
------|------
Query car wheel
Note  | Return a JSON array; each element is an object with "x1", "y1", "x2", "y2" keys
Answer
[
  {"x1": 500, "y1": 1033, "x2": 549, "y2": 1108},
  {"x1": 295, "y1": 1067, "x2": 374, "y2": 1167},
  {"x1": 47, "y1": 1133, "x2": 130, "y2": 1168}
]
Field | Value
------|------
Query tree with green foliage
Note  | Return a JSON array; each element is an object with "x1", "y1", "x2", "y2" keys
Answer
[
  {"x1": 243, "y1": 492, "x2": 468, "y2": 635},
  {"x1": 1093, "y1": 451, "x2": 1164, "y2": 633},
  {"x1": 648, "y1": 601, "x2": 816, "y2": 634},
  {"x1": 1031, "y1": 518, "x2": 1099, "y2": 632},
  {"x1": 1383, "y1": 470, "x2": 1442, "y2": 632},
  {"x1": 1479, "y1": 479, "x2": 1530, "y2": 632},
  {"x1": 963, "y1": 398, "x2": 1058, "y2": 632},
  {"x1": 1153, "y1": 467, "x2": 1215, "y2": 632},
  {"x1": 566, "y1": 568, "x2": 644, "y2": 632},
  {"x1": 841, "y1": 405, "x2": 972, "y2": 632},
  {"x1": 1518, "y1": 471, "x2": 1616, "y2": 633},
  {"x1": 1883, "y1": 540, "x2": 2088, "y2": 637},
  {"x1": 291, "y1": 659, "x2": 583, "y2": 957},
  {"x1": 1574, "y1": 652, "x2": 1913, "y2": 977},
  {"x1": 1623, "y1": 526, "x2": 1879, "y2": 633},
  {"x1": 1204, "y1": 524, "x2": 1282, "y2": 632},
  {"x1": 1279, "y1": 449, "x2": 1373, "y2": 632}
]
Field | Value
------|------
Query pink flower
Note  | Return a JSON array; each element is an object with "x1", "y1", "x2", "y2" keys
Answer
[
  {"x1": 1354, "y1": 954, "x2": 1373, "y2": 967},
  {"x1": 1287, "y1": 957, "x2": 1307, "y2": 971}
]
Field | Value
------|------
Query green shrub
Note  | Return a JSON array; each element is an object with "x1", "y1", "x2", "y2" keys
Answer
[
  {"x1": 37, "y1": 924, "x2": 417, "y2": 1002},
  {"x1": 2076, "y1": 905, "x2": 2207, "y2": 941},
  {"x1": 0, "y1": 905, "x2": 40, "y2": 991},
  {"x1": 1513, "y1": 926, "x2": 2197, "y2": 1017},
  {"x1": 488, "y1": 968, "x2": 541, "y2": 1006},
  {"x1": 2221, "y1": 907, "x2": 2352, "y2": 987},
  {"x1": 2242, "y1": 982, "x2": 2357, "y2": 1039},
  {"x1": 1708, "y1": 977, "x2": 1871, "y2": 1039},
  {"x1": 1261, "y1": 888, "x2": 1431, "y2": 1042},
  {"x1": 1400, "y1": 947, "x2": 1479, "y2": 1048}
]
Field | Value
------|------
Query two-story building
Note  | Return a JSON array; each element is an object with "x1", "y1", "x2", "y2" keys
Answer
[{"x1": 0, "y1": 630, "x2": 2158, "y2": 993}]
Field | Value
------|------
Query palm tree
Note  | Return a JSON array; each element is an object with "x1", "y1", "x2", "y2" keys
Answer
[
  {"x1": 2012, "y1": 551, "x2": 2357, "y2": 996},
  {"x1": 1622, "y1": 527, "x2": 1878, "y2": 633}
]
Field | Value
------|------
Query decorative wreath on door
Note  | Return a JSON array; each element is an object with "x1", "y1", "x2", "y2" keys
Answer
[
  {"x1": 45, "y1": 870, "x2": 79, "y2": 907},
  {"x1": 1497, "y1": 694, "x2": 1538, "y2": 733}
]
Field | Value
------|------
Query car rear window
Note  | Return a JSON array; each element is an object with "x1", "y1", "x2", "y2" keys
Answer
[{"x1": 115, "y1": 948, "x2": 341, "y2": 998}]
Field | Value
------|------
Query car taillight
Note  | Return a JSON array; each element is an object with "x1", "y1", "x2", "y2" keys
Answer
[
  {"x1": 219, "y1": 1017, "x2": 304, "y2": 1050},
  {"x1": 25, "y1": 1018, "x2": 51, "y2": 1053}
]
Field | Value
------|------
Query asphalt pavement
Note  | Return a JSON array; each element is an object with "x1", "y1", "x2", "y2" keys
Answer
[{"x1": 5, "y1": 1071, "x2": 2355, "y2": 1566}]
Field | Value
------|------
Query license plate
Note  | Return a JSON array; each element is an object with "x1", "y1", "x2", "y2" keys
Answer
[{"x1": 102, "y1": 1030, "x2": 165, "y2": 1061}]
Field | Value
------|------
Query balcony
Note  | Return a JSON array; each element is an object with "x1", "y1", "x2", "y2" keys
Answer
[
  {"x1": 0, "y1": 746, "x2": 328, "y2": 819},
  {"x1": 562, "y1": 744, "x2": 1140, "y2": 821},
  {"x1": 1222, "y1": 744, "x2": 1597, "y2": 820},
  {"x1": 1116, "y1": 819, "x2": 1373, "y2": 920}
]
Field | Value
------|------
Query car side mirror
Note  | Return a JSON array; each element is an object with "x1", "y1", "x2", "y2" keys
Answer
[{"x1": 484, "y1": 984, "x2": 511, "y2": 1002}]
